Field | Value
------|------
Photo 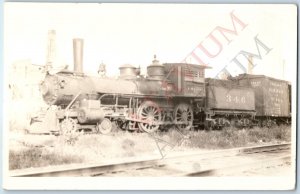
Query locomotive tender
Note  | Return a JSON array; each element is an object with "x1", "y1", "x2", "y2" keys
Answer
[
  {"x1": 231, "y1": 74, "x2": 291, "y2": 126},
  {"x1": 30, "y1": 38, "x2": 291, "y2": 134}
]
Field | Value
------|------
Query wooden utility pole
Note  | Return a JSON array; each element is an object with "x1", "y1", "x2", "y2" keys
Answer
[
  {"x1": 247, "y1": 56, "x2": 253, "y2": 74},
  {"x1": 46, "y1": 30, "x2": 56, "y2": 71},
  {"x1": 282, "y1": 60, "x2": 285, "y2": 79}
]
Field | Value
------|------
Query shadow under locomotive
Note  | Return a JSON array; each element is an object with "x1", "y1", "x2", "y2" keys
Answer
[{"x1": 29, "y1": 38, "x2": 291, "y2": 135}]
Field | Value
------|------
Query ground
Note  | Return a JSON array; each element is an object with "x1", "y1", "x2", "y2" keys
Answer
[{"x1": 9, "y1": 125, "x2": 291, "y2": 175}]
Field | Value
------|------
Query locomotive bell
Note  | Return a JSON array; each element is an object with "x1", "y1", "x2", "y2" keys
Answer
[
  {"x1": 147, "y1": 55, "x2": 165, "y2": 80},
  {"x1": 98, "y1": 62, "x2": 107, "y2": 77}
]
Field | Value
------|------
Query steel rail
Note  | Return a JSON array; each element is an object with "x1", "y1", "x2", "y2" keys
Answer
[
  {"x1": 182, "y1": 155, "x2": 291, "y2": 177},
  {"x1": 10, "y1": 142, "x2": 291, "y2": 177}
]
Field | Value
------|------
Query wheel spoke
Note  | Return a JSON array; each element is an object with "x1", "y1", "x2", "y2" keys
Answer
[
  {"x1": 174, "y1": 103, "x2": 193, "y2": 131},
  {"x1": 137, "y1": 101, "x2": 161, "y2": 133},
  {"x1": 60, "y1": 118, "x2": 78, "y2": 137}
]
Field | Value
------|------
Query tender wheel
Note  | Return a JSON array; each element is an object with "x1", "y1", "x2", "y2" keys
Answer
[
  {"x1": 174, "y1": 103, "x2": 193, "y2": 130},
  {"x1": 137, "y1": 101, "x2": 162, "y2": 133},
  {"x1": 204, "y1": 120, "x2": 213, "y2": 130},
  {"x1": 60, "y1": 118, "x2": 78, "y2": 136},
  {"x1": 230, "y1": 119, "x2": 237, "y2": 128},
  {"x1": 97, "y1": 118, "x2": 113, "y2": 134},
  {"x1": 262, "y1": 119, "x2": 276, "y2": 128}
]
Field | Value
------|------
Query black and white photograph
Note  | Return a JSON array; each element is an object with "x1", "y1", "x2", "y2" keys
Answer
[{"x1": 2, "y1": 2, "x2": 297, "y2": 190}]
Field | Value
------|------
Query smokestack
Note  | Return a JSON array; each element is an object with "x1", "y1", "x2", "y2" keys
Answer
[{"x1": 73, "y1": 38, "x2": 84, "y2": 73}]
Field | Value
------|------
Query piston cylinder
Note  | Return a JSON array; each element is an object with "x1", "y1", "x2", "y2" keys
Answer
[{"x1": 77, "y1": 108, "x2": 104, "y2": 124}]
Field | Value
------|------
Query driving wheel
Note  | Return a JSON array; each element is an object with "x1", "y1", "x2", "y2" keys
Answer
[
  {"x1": 137, "y1": 101, "x2": 162, "y2": 133},
  {"x1": 174, "y1": 103, "x2": 193, "y2": 130}
]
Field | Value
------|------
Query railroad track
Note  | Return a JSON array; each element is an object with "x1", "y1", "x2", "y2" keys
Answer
[
  {"x1": 183, "y1": 155, "x2": 291, "y2": 177},
  {"x1": 10, "y1": 143, "x2": 291, "y2": 177}
]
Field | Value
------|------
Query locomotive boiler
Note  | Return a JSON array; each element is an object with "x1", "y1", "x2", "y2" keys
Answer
[{"x1": 31, "y1": 38, "x2": 208, "y2": 134}]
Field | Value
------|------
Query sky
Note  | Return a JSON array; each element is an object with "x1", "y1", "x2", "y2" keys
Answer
[{"x1": 4, "y1": 3, "x2": 297, "y2": 81}]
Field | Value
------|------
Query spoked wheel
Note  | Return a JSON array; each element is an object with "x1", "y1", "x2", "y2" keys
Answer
[
  {"x1": 60, "y1": 118, "x2": 78, "y2": 136},
  {"x1": 174, "y1": 103, "x2": 193, "y2": 130},
  {"x1": 262, "y1": 119, "x2": 276, "y2": 128},
  {"x1": 97, "y1": 118, "x2": 112, "y2": 134},
  {"x1": 137, "y1": 101, "x2": 162, "y2": 133}
]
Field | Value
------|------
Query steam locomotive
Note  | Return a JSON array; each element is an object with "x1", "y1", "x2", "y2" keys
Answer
[{"x1": 29, "y1": 39, "x2": 291, "y2": 135}]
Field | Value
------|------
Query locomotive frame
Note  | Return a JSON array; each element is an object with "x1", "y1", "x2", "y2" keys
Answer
[{"x1": 29, "y1": 38, "x2": 291, "y2": 135}]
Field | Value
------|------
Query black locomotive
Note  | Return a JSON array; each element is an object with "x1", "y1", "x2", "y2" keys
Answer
[{"x1": 29, "y1": 39, "x2": 291, "y2": 134}]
